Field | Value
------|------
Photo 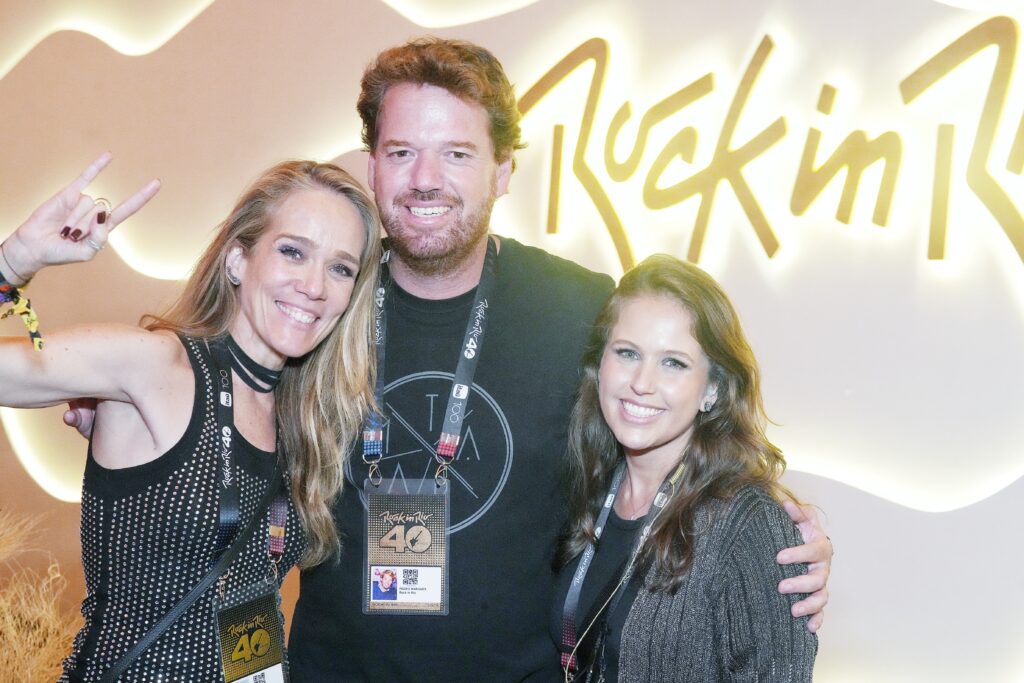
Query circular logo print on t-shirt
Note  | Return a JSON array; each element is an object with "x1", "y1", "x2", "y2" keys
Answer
[{"x1": 346, "y1": 372, "x2": 513, "y2": 533}]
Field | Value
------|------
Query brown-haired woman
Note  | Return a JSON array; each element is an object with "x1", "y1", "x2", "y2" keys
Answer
[
  {"x1": 553, "y1": 254, "x2": 817, "y2": 682},
  {"x1": 0, "y1": 153, "x2": 380, "y2": 681}
]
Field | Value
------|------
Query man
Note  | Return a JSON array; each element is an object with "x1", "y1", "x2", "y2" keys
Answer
[
  {"x1": 287, "y1": 38, "x2": 832, "y2": 682},
  {"x1": 372, "y1": 569, "x2": 398, "y2": 601}
]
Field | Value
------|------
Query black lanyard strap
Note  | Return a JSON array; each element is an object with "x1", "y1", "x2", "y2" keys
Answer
[
  {"x1": 361, "y1": 252, "x2": 390, "y2": 485},
  {"x1": 559, "y1": 460, "x2": 686, "y2": 673},
  {"x1": 208, "y1": 338, "x2": 289, "y2": 567},
  {"x1": 363, "y1": 236, "x2": 499, "y2": 485},
  {"x1": 209, "y1": 338, "x2": 243, "y2": 564}
]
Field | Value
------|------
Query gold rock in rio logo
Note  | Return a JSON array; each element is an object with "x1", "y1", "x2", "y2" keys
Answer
[
  {"x1": 231, "y1": 628, "x2": 271, "y2": 663},
  {"x1": 379, "y1": 523, "x2": 433, "y2": 553}
]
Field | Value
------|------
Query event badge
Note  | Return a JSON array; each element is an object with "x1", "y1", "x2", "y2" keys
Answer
[
  {"x1": 363, "y1": 477, "x2": 450, "y2": 615},
  {"x1": 214, "y1": 580, "x2": 287, "y2": 683}
]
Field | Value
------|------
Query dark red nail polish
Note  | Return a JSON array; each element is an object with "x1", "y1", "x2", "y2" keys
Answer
[
  {"x1": 70, "y1": 229, "x2": 82, "y2": 241},
  {"x1": 60, "y1": 226, "x2": 72, "y2": 238},
  {"x1": 97, "y1": 211, "x2": 107, "y2": 224}
]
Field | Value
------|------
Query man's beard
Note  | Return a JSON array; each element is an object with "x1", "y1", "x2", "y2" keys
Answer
[{"x1": 380, "y1": 186, "x2": 496, "y2": 278}]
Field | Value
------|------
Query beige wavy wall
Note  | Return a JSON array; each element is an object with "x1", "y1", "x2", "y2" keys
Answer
[{"x1": 1, "y1": 0, "x2": 1022, "y2": 680}]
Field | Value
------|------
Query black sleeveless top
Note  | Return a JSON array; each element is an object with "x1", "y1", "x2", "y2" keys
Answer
[{"x1": 61, "y1": 336, "x2": 305, "y2": 682}]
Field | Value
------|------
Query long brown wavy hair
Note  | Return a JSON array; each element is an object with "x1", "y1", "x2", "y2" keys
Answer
[
  {"x1": 146, "y1": 160, "x2": 381, "y2": 567},
  {"x1": 558, "y1": 254, "x2": 788, "y2": 591}
]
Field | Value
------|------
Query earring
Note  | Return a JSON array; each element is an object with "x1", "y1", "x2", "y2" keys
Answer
[
  {"x1": 226, "y1": 268, "x2": 241, "y2": 286},
  {"x1": 701, "y1": 399, "x2": 715, "y2": 413}
]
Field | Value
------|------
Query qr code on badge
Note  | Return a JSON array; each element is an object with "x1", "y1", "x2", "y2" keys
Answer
[
  {"x1": 403, "y1": 568, "x2": 419, "y2": 585},
  {"x1": 253, "y1": 673, "x2": 266, "y2": 683}
]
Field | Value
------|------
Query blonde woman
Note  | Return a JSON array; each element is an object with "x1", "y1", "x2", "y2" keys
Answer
[{"x1": 0, "y1": 154, "x2": 380, "y2": 681}]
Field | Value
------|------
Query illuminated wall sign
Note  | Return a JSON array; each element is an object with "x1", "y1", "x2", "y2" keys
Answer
[
  {"x1": 0, "y1": 0, "x2": 1020, "y2": 516},
  {"x1": 518, "y1": 16, "x2": 1024, "y2": 273}
]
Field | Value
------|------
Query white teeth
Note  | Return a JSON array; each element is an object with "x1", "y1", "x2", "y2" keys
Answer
[
  {"x1": 410, "y1": 206, "x2": 451, "y2": 217},
  {"x1": 622, "y1": 401, "x2": 663, "y2": 418},
  {"x1": 277, "y1": 302, "x2": 316, "y2": 324}
]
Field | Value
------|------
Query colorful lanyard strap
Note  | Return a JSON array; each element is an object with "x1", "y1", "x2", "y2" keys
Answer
[
  {"x1": 0, "y1": 278, "x2": 43, "y2": 350},
  {"x1": 362, "y1": 236, "x2": 499, "y2": 485},
  {"x1": 208, "y1": 338, "x2": 287, "y2": 574},
  {"x1": 559, "y1": 460, "x2": 687, "y2": 673}
]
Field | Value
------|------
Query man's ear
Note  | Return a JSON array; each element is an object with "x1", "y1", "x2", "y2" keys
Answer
[
  {"x1": 495, "y1": 155, "x2": 513, "y2": 197},
  {"x1": 367, "y1": 152, "x2": 378, "y2": 194}
]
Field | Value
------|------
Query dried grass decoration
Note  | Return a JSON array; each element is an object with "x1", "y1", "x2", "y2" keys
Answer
[{"x1": 0, "y1": 510, "x2": 80, "y2": 682}]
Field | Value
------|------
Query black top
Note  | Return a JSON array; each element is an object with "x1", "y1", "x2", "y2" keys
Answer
[
  {"x1": 551, "y1": 508, "x2": 644, "y2": 683},
  {"x1": 61, "y1": 336, "x2": 304, "y2": 683},
  {"x1": 553, "y1": 487, "x2": 818, "y2": 682},
  {"x1": 290, "y1": 238, "x2": 615, "y2": 682}
]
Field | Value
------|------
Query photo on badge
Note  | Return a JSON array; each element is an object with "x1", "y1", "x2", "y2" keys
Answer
[{"x1": 371, "y1": 567, "x2": 399, "y2": 601}]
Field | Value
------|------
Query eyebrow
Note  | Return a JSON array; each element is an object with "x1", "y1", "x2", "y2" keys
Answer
[
  {"x1": 380, "y1": 138, "x2": 481, "y2": 152},
  {"x1": 611, "y1": 338, "x2": 697, "y2": 361},
  {"x1": 445, "y1": 140, "x2": 480, "y2": 152},
  {"x1": 278, "y1": 233, "x2": 360, "y2": 264}
]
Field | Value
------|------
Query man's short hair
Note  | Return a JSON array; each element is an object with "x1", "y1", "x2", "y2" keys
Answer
[{"x1": 357, "y1": 37, "x2": 525, "y2": 164}]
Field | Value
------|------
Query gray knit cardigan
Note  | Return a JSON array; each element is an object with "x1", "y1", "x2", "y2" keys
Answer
[{"x1": 617, "y1": 485, "x2": 818, "y2": 682}]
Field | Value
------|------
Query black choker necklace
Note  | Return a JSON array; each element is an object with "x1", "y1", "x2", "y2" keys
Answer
[{"x1": 225, "y1": 335, "x2": 282, "y2": 393}]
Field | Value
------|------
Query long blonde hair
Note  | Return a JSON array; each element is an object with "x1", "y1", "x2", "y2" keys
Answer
[{"x1": 147, "y1": 160, "x2": 380, "y2": 567}]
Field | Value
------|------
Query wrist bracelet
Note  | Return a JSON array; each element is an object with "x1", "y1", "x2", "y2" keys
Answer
[
  {"x1": 0, "y1": 274, "x2": 44, "y2": 351},
  {"x1": 0, "y1": 241, "x2": 29, "y2": 286}
]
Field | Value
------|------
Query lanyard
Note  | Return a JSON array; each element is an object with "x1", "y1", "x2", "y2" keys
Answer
[
  {"x1": 559, "y1": 460, "x2": 687, "y2": 673},
  {"x1": 208, "y1": 338, "x2": 287, "y2": 572},
  {"x1": 362, "y1": 236, "x2": 499, "y2": 485}
]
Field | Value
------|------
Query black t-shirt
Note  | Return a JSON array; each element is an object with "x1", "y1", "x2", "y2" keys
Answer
[{"x1": 289, "y1": 238, "x2": 615, "y2": 682}]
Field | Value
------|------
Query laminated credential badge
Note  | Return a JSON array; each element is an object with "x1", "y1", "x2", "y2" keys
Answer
[
  {"x1": 363, "y1": 477, "x2": 450, "y2": 615},
  {"x1": 215, "y1": 581, "x2": 287, "y2": 683}
]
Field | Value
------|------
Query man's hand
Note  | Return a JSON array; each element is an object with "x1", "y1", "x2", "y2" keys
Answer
[
  {"x1": 777, "y1": 500, "x2": 832, "y2": 633},
  {"x1": 63, "y1": 398, "x2": 97, "y2": 439}
]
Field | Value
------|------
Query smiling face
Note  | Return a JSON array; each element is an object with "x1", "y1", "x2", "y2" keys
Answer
[
  {"x1": 598, "y1": 295, "x2": 718, "y2": 469},
  {"x1": 227, "y1": 188, "x2": 366, "y2": 367},
  {"x1": 367, "y1": 82, "x2": 511, "y2": 277}
]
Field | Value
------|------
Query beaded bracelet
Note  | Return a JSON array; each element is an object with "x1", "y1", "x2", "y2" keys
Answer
[{"x1": 0, "y1": 276, "x2": 43, "y2": 350}]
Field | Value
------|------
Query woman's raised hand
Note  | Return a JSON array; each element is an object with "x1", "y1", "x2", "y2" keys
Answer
[{"x1": 1, "y1": 153, "x2": 161, "y2": 285}]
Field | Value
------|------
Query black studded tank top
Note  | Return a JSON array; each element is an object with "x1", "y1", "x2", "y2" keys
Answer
[{"x1": 60, "y1": 335, "x2": 305, "y2": 682}]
